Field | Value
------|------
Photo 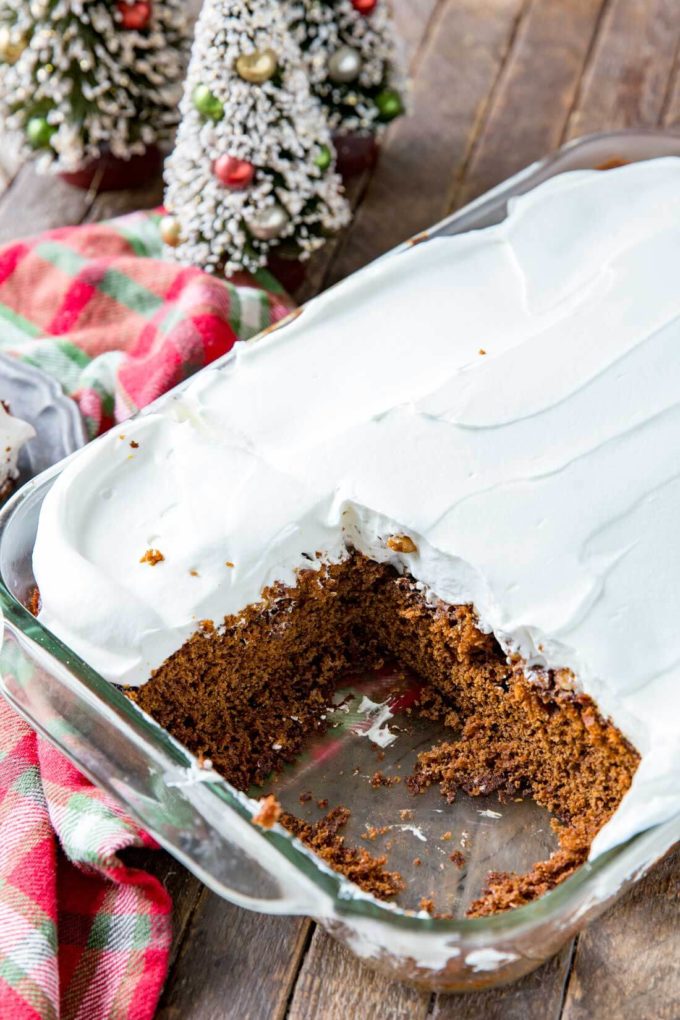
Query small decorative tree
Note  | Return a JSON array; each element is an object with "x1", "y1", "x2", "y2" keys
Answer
[
  {"x1": 162, "y1": 0, "x2": 350, "y2": 277},
  {"x1": 287, "y1": 0, "x2": 405, "y2": 161},
  {"x1": 0, "y1": 1, "x2": 190, "y2": 179}
]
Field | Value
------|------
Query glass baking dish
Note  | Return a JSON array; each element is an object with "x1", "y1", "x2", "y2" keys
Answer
[{"x1": 1, "y1": 129, "x2": 679, "y2": 992}]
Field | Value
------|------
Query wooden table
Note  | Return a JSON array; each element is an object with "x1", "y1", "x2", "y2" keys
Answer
[{"x1": 1, "y1": 1, "x2": 678, "y2": 1016}]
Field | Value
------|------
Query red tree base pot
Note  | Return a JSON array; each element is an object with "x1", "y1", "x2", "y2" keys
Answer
[
  {"x1": 333, "y1": 132, "x2": 379, "y2": 179},
  {"x1": 59, "y1": 145, "x2": 163, "y2": 192},
  {"x1": 266, "y1": 252, "x2": 307, "y2": 295}
]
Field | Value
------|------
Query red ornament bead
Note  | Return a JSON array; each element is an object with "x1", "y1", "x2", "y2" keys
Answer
[
  {"x1": 213, "y1": 154, "x2": 255, "y2": 189},
  {"x1": 117, "y1": 2, "x2": 152, "y2": 30},
  {"x1": 352, "y1": 0, "x2": 378, "y2": 12}
]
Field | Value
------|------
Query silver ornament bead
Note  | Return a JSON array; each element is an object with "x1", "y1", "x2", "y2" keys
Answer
[
  {"x1": 246, "y1": 205, "x2": 289, "y2": 241},
  {"x1": 327, "y1": 46, "x2": 361, "y2": 84}
]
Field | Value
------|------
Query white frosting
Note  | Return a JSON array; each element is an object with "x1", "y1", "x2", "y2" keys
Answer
[
  {"x1": 34, "y1": 158, "x2": 680, "y2": 859},
  {"x1": 0, "y1": 402, "x2": 34, "y2": 489}
]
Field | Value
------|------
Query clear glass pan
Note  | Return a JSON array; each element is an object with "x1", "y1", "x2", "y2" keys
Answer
[{"x1": 1, "y1": 129, "x2": 679, "y2": 992}]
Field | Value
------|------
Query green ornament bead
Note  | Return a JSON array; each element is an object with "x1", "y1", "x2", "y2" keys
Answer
[
  {"x1": 192, "y1": 84, "x2": 224, "y2": 121},
  {"x1": 314, "y1": 144, "x2": 332, "y2": 172},
  {"x1": 375, "y1": 88, "x2": 404, "y2": 123},
  {"x1": 26, "y1": 115, "x2": 55, "y2": 149}
]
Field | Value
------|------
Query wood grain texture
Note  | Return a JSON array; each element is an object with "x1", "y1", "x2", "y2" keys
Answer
[
  {"x1": 452, "y1": 0, "x2": 607, "y2": 209},
  {"x1": 322, "y1": 0, "x2": 527, "y2": 289},
  {"x1": 0, "y1": 163, "x2": 94, "y2": 242},
  {"x1": 662, "y1": 45, "x2": 680, "y2": 126},
  {"x1": 85, "y1": 174, "x2": 165, "y2": 222},
  {"x1": 0, "y1": 136, "x2": 23, "y2": 188},
  {"x1": 560, "y1": 848, "x2": 680, "y2": 1020},
  {"x1": 287, "y1": 927, "x2": 431, "y2": 1020},
  {"x1": 156, "y1": 891, "x2": 312, "y2": 1020},
  {"x1": 391, "y1": 0, "x2": 441, "y2": 63},
  {"x1": 565, "y1": 0, "x2": 680, "y2": 137},
  {"x1": 432, "y1": 940, "x2": 575, "y2": 1020}
]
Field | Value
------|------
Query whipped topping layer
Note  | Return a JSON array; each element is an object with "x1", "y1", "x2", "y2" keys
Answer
[{"x1": 34, "y1": 158, "x2": 680, "y2": 858}]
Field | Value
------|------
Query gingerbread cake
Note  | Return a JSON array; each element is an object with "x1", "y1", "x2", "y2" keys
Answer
[{"x1": 32, "y1": 158, "x2": 680, "y2": 914}]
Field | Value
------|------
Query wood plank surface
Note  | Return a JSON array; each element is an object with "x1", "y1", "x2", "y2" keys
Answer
[
  {"x1": 560, "y1": 848, "x2": 680, "y2": 1020},
  {"x1": 451, "y1": 0, "x2": 608, "y2": 208},
  {"x1": 0, "y1": 1, "x2": 678, "y2": 1017},
  {"x1": 0, "y1": 163, "x2": 93, "y2": 243},
  {"x1": 156, "y1": 893, "x2": 311, "y2": 1020},
  {"x1": 661, "y1": 43, "x2": 680, "y2": 125},
  {"x1": 287, "y1": 928, "x2": 431, "y2": 1020},
  {"x1": 565, "y1": 0, "x2": 680, "y2": 137}
]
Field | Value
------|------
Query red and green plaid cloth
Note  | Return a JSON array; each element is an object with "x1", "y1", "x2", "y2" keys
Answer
[
  {"x1": 0, "y1": 209, "x2": 292, "y2": 437},
  {"x1": 0, "y1": 211, "x2": 294, "y2": 1019}
]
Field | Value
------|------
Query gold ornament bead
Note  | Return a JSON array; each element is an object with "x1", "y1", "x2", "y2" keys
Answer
[
  {"x1": 235, "y1": 48, "x2": 278, "y2": 85},
  {"x1": 0, "y1": 26, "x2": 27, "y2": 64},
  {"x1": 160, "y1": 215, "x2": 181, "y2": 248}
]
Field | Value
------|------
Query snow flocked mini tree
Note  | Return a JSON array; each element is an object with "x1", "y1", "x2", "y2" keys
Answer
[
  {"x1": 0, "y1": 1, "x2": 190, "y2": 181},
  {"x1": 162, "y1": 0, "x2": 351, "y2": 276},
  {"x1": 287, "y1": 0, "x2": 405, "y2": 158}
]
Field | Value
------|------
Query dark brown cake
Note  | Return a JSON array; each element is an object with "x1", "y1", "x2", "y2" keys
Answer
[{"x1": 130, "y1": 553, "x2": 639, "y2": 916}]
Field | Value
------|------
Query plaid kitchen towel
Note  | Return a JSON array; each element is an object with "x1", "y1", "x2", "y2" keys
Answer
[
  {"x1": 0, "y1": 210, "x2": 295, "y2": 1019},
  {"x1": 0, "y1": 699, "x2": 169, "y2": 1020},
  {"x1": 0, "y1": 209, "x2": 293, "y2": 437}
]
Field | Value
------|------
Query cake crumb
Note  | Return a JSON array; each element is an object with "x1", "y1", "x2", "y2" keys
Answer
[
  {"x1": 419, "y1": 897, "x2": 435, "y2": 914},
  {"x1": 190, "y1": 569, "x2": 199, "y2": 577},
  {"x1": 478, "y1": 348, "x2": 487, "y2": 356},
  {"x1": 413, "y1": 857, "x2": 422, "y2": 866},
  {"x1": 140, "y1": 549, "x2": 164, "y2": 566},
  {"x1": 299, "y1": 791, "x2": 312, "y2": 804},
  {"x1": 399, "y1": 809, "x2": 414, "y2": 822},
  {"x1": 130, "y1": 440, "x2": 139, "y2": 449},
  {"x1": 387, "y1": 534, "x2": 418, "y2": 554},
  {"x1": 450, "y1": 850, "x2": 465, "y2": 868},
  {"x1": 441, "y1": 831, "x2": 452, "y2": 841},
  {"x1": 317, "y1": 798, "x2": 328, "y2": 809},
  {"x1": 27, "y1": 586, "x2": 41, "y2": 617},
  {"x1": 370, "y1": 771, "x2": 400, "y2": 788},
  {"x1": 225, "y1": 561, "x2": 235, "y2": 568},
  {"x1": 253, "y1": 795, "x2": 282, "y2": 829},
  {"x1": 361, "y1": 824, "x2": 390, "y2": 841},
  {"x1": 282, "y1": 807, "x2": 404, "y2": 899}
]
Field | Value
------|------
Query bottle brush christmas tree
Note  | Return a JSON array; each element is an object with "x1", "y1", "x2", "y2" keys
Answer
[
  {"x1": 0, "y1": 1, "x2": 190, "y2": 177},
  {"x1": 162, "y1": 0, "x2": 351, "y2": 277},
  {"x1": 287, "y1": 0, "x2": 405, "y2": 142}
]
